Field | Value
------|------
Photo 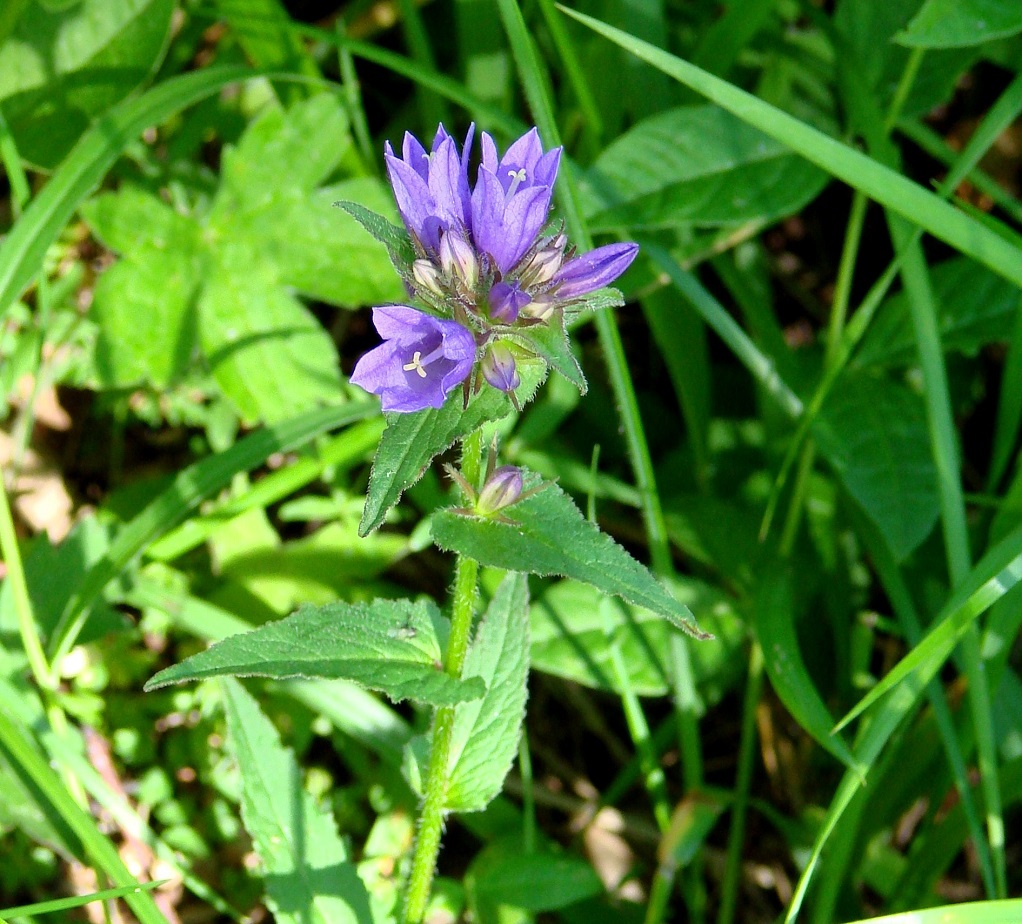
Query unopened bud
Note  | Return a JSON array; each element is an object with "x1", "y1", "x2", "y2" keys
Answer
[
  {"x1": 519, "y1": 296, "x2": 556, "y2": 321},
  {"x1": 518, "y1": 246, "x2": 563, "y2": 287},
  {"x1": 439, "y1": 232, "x2": 478, "y2": 289},
  {"x1": 488, "y1": 281, "x2": 530, "y2": 323},
  {"x1": 477, "y1": 465, "x2": 524, "y2": 515},
  {"x1": 412, "y1": 259, "x2": 443, "y2": 296},
  {"x1": 481, "y1": 342, "x2": 520, "y2": 393}
]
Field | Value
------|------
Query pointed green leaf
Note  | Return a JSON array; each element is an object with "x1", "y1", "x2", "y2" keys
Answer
[
  {"x1": 222, "y1": 679, "x2": 374, "y2": 924},
  {"x1": 335, "y1": 200, "x2": 416, "y2": 269},
  {"x1": 446, "y1": 572, "x2": 530, "y2": 811},
  {"x1": 431, "y1": 473, "x2": 709, "y2": 638},
  {"x1": 813, "y1": 372, "x2": 940, "y2": 561},
  {"x1": 146, "y1": 599, "x2": 485, "y2": 707},
  {"x1": 753, "y1": 573, "x2": 862, "y2": 774},
  {"x1": 898, "y1": 0, "x2": 1022, "y2": 48},
  {"x1": 359, "y1": 359, "x2": 547, "y2": 536},
  {"x1": 516, "y1": 320, "x2": 587, "y2": 393}
]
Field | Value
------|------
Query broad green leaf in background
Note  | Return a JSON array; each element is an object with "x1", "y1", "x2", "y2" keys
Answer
[
  {"x1": 898, "y1": 0, "x2": 1022, "y2": 48},
  {"x1": 559, "y1": 8, "x2": 1022, "y2": 293},
  {"x1": 814, "y1": 372, "x2": 940, "y2": 561},
  {"x1": 358, "y1": 359, "x2": 547, "y2": 536},
  {"x1": 431, "y1": 473, "x2": 709, "y2": 638},
  {"x1": 222, "y1": 679, "x2": 374, "y2": 924},
  {"x1": 843, "y1": 901, "x2": 1022, "y2": 924},
  {"x1": 530, "y1": 577, "x2": 742, "y2": 700},
  {"x1": 83, "y1": 187, "x2": 205, "y2": 387},
  {"x1": 582, "y1": 105, "x2": 828, "y2": 231},
  {"x1": 146, "y1": 599, "x2": 486, "y2": 707},
  {"x1": 855, "y1": 257, "x2": 1022, "y2": 367},
  {"x1": 753, "y1": 573, "x2": 861, "y2": 773},
  {"x1": 0, "y1": 65, "x2": 255, "y2": 324},
  {"x1": 445, "y1": 572, "x2": 530, "y2": 812},
  {"x1": 82, "y1": 93, "x2": 402, "y2": 419},
  {"x1": 465, "y1": 841, "x2": 603, "y2": 919},
  {"x1": 834, "y1": 0, "x2": 980, "y2": 118},
  {"x1": 0, "y1": 0, "x2": 175, "y2": 169}
]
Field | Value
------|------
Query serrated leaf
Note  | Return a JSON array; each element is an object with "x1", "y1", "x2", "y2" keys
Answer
[
  {"x1": 431, "y1": 473, "x2": 709, "y2": 639},
  {"x1": 814, "y1": 372, "x2": 940, "y2": 561},
  {"x1": 446, "y1": 572, "x2": 530, "y2": 811},
  {"x1": 146, "y1": 599, "x2": 485, "y2": 707},
  {"x1": 359, "y1": 360, "x2": 547, "y2": 536},
  {"x1": 335, "y1": 200, "x2": 416, "y2": 269},
  {"x1": 221, "y1": 679, "x2": 374, "y2": 924},
  {"x1": 515, "y1": 319, "x2": 586, "y2": 393},
  {"x1": 581, "y1": 105, "x2": 828, "y2": 231}
]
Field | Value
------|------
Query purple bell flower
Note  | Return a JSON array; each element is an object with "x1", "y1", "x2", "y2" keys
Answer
[
  {"x1": 488, "y1": 280, "x2": 530, "y2": 323},
  {"x1": 350, "y1": 306, "x2": 476, "y2": 412},
  {"x1": 551, "y1": 243, "x2": 639, "y2": 299}
]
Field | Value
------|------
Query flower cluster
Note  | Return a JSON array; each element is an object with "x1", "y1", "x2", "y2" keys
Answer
[{"x1": 350, "y1": 125, "x2": 638, "y2": 413}]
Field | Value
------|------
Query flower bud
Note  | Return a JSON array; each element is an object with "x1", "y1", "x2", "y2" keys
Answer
[
  {"x1": 439, "y1": 232, "x2": 478, "y2": 289},
  {"x1": 477, "y1": 465, "x2": 524, "y2": 515},
  {"x1": 412, "y1": 259, "x2": 444, "y2": 296},
  {"x1": 488, "y1": 280, "x2": 530, "y2": 323},
  {"x1": 519, "y1": 296, "x2": 556, "y2": 321},
  {"x1": 518, "y1": 244, "x2": 563, "y2": 287},
  {"x1": 481, "y1": 342, "x2": 520, "y2": 392}
]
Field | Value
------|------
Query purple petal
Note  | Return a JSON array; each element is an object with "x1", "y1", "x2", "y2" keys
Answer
[
  {"x1": 552, "y1": 243, "x2": 639, "y2": 298},
  {"x1": 470, "y1": 167, "x2": 508, "y2": 266},
  {"x1": 489, "y1": 280, "x2": 530, "y2": 323},
  {"x1": 385, "y1": 154, "x2": 437, "y2": 243},
  {"x1": 534, "y1": 146, "x2": 562, "y2": 188},
  {"x1": 401, "y1": 132, "x2": 430, "y2": 179},
  {"x1": 498, "y1": 128, "x2": 544, "y2": 190},
  {"x1": 350, "y1": 339, "x2": 405, "y2": 393},
  {"x1": 500, "y1": 185, "x2": 552, "y2": 272},
  {"x1": 460, "y1": 123, "x2": 476, "y2": 173},
  {"x1": 480, "y1": 132, "x2": 500, "y2": 176},
  {"x1": 428, "y1": 136, "x2": 471, "y2": 228},
  {"x1": 370, "y1": 305, "x2": 429, "y2": 341}
]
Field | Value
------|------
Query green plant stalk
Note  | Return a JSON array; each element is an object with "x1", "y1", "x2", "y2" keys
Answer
[
  {"x1": 0, "y1": 474, "x2": 52, "y2": 692},
  {"x1": 716, "y1": 641, "x2": 764, "y2": 924},
  {"x1": 519, "y1": 730, "x2": 537, "y2": 853},
  {"x1": 335, "y1": 17, "x2": 376, "y2": 175},
  {"x1": 403, "y1": 431, "x2": 484, "y2": 923},
  {"x1": 396, "y1": 0, "x2": 450, "y2": 131}
]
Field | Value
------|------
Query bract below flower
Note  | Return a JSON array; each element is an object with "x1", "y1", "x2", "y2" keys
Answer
[{"x1": 350, "y1": 306, "x2": 475, "y2": 412}]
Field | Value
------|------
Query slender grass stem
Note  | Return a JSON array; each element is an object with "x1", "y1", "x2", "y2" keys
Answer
[{"x1": 716, "y1": 642, "x2": 763, "y2": 924}]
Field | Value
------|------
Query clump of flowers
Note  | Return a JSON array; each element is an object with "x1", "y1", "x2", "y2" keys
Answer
[{"x1": 346, "y1": 125, "x2": 638, "y2": 413}]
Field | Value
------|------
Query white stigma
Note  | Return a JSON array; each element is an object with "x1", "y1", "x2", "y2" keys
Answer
[
  {"x1": 507, "y1": 167, "x2": 527, "y2": 197},
  {"x1": 403, "y1": 351, "x2": 428, "y2": 378}
]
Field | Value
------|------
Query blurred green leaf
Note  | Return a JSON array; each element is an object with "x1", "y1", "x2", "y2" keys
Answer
[
  {"x1": 83, "y1": 93, "x2": 402, "y2": 416},
  {"x1": 0, "y1": 0, "x2": 175, "y2": 169},
  {"x1": 147, "y1": 599, "x2": 486, "y2": 707},
  {"x1": 814, "y1": 372, "x2": 939, "y2": 561},
  {"x1": 898, "y1": 0, "x2": 1022, "y2": 48},
  {"x1": 359, "y1": 359, "x2": 547, "y2": 536},
  {"x1": 432, "y1": 473, "x2": 708, "y2": 638},
  {"x1": 855, "y1": 257, "x2": 1022, "y2": 367},
  {"x1": 530, "y1": 577, "x2": 742, "y2": 699},
  {"x1": 466, "y1": 841, "x2": 602, "y2": 918},
  {"x1": 582, "y1": 105, "x2": 828, "y2": 231},
  {"x1": 222, "y1": 679, "x2": 374, "y2": 924}
]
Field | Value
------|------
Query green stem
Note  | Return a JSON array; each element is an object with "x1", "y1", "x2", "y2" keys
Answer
[
  {"x1": 716, "y1": 642, "x2": 764, "y2": 924},
  {"x1": 0, "y1": 474, "x2": 53, "y2": 693},
  {"x1": 403, "y1": 432, "x2": 484, "y2": 923}
]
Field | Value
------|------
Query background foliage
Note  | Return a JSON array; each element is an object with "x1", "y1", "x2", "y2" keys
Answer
[{"x1": 1, "y1": 0, "x2": 1022, "y2": 922}]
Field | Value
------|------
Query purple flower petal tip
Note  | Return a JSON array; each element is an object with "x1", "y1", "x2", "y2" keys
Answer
[{"x1": 552, "y1": 242, "x2": 639, "y2": 299}]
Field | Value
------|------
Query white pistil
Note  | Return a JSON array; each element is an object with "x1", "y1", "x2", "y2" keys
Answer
[
  {"x1": 403, "y1": 345, "x2": 445, "y2": 378},
  {"x1": 403, "y1": 351, "x2": 428, "y2": 378},
  {"x1": 506, "y1": 167, "x2": 527, "y2": 197}
]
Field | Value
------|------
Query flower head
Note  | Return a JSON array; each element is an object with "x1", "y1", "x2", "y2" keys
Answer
[
  {"x1": 346, "y1": 125, "x2": 640, "y2": 413},
  {"x1": 350, "y1": 306, "x2": 475, "y2": 412}
]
